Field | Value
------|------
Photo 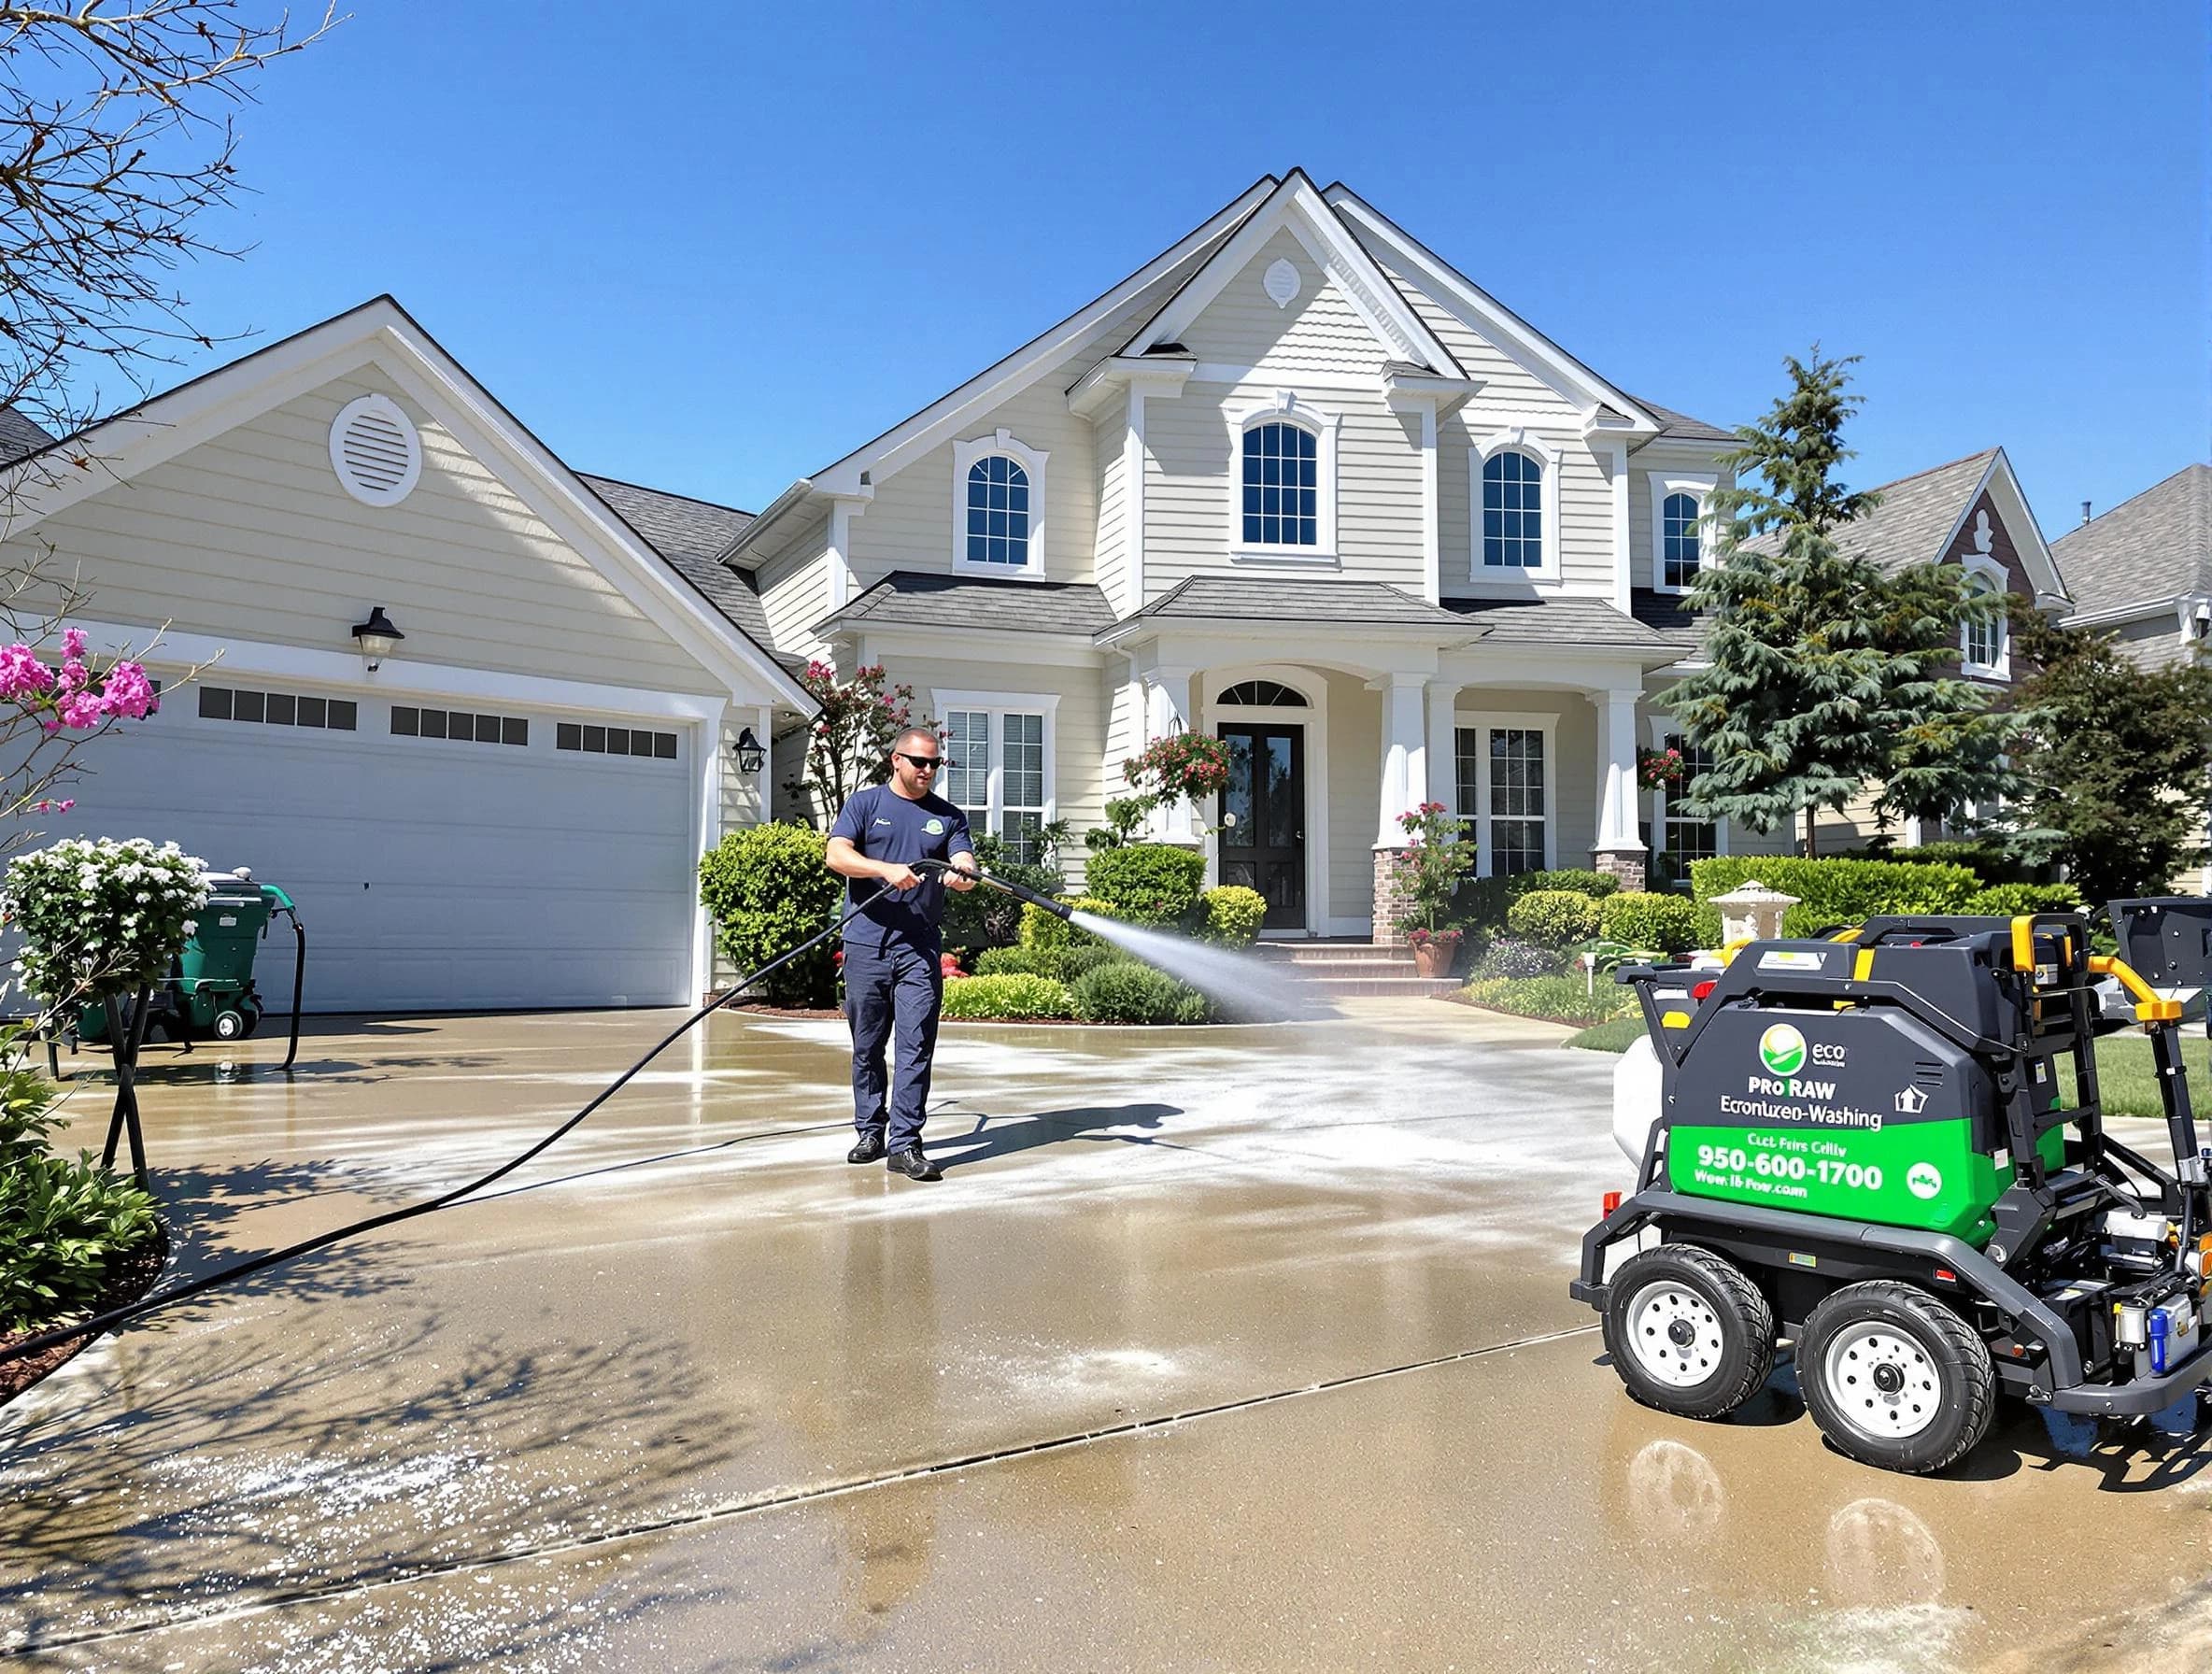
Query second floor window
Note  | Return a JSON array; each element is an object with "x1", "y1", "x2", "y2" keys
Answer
[
  {"x1": 966, "y1": 455, "x2": 1030, "y2": 567},
  {"x1": 1482, "y1": 450, "x2": 1544, "y2": 569},
  {"x1": 1661, "y1": 491, "x2": 1702, "y2": 589},
  {"x1": 1964, "y1": 574, "x2": 2006, "y2": 672},
  {"x1": 1242, "y1": 420, "x2": 1318, "y2": 546}
]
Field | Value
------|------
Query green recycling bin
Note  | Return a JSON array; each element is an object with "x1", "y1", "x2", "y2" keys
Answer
[{"x1": 80, "y1": 872, "x2": 301, "y2": 1044}]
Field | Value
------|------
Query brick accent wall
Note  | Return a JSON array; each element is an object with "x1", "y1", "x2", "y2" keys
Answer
[
  {"x1": 1372, "y1": 847, "x2": 1416, "y2": 946},
  {"x1": 1593, "y1": 848, "x2": 1647, "y2": 892}
]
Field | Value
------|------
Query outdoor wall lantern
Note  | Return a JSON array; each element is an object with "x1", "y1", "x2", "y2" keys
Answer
[
  {"x1": 350, "y1": 606, "x2": 405, "y2": 673},
  {"x1": 731, "y1": 726, "x2": 766, "y2": 773}
]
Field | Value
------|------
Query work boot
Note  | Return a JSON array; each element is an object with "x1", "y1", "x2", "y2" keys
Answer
[
  {"x1": 847, "y1": 1131, "x2": 886, "y2": 1164},
  {"x1": 886, "y1": 1147, "x2": 942, "y2": 1182}
]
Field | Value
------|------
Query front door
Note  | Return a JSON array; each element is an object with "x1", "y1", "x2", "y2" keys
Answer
[{"x1": 1218, "y1": 725, "x2": 1306, "y2": 930}]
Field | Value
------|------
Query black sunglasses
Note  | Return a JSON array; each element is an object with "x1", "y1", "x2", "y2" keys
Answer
[{"x1": 895, "y1": 751, "x2": 948, "y2": 770}]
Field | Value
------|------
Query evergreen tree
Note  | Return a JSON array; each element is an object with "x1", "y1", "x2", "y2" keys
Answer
[
  {"x1": 1662, "y1": 350, "x2": 2019, "y2": 855},
  {"x1": 2008, "y1": 613, "x2": 2212, "y2": 905}
]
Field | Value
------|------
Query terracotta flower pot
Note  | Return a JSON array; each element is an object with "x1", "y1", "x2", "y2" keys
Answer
[{"x1": 1411, "y1": 940, "x2": 1455, "y2": 979}]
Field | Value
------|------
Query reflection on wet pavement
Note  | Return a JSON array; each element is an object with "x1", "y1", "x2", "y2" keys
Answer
[{"x1": 2, "y1": 1004, "x2": 2208, "y2": 1670}]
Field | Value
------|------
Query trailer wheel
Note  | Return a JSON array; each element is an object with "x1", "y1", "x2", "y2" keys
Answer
[
  {"x1": 1798, "y1": 1282, "x2": 1993, "y2": 1474},
  {"x1": 213, "y1": 1009, "x2": 246, "y2": 1041},
  {"x1": 1603, "y1": 1244, "x2": 1776, "y2": 1420}
]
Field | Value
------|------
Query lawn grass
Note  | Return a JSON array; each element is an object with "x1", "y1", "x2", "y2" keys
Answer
[{"x1": 1556, "y1": 1015, "x2": 2198, "y2": 1124}]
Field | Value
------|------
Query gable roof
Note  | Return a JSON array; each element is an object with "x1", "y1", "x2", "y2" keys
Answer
[
  {"x1": 1118, "y1": 170, "x2": 1467, "y2": 379},
  {"x1": 1628, "y1": 397, "x2": 1736, "y2": 445},
  {"x1": 576, "y1": 474, "x2": 798, "y2": 668},
  {"x1": 818, "y1": 571, "x2": 1115, "y2": 638},
  {"x1": 1109, "y1": 575, "x2": 1472, "y2": 633},
  {"x1": 0, "y1": 404, "x2": 54, "y2": 463},
  {"x1": 0, "y1": 297, "x2": 813, "y2": 713},
  {"x1": 2052, "y1": 462, "x2": 2212, "y2": 620}
]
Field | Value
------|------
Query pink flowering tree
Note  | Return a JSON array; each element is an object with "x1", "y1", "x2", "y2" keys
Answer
[
  {"x1": 0, "y1": 619, "x2": 163, "y2": 857},
  {"x1": 1392, "y1": 801, "x2": 1476, "y2": 942},
  {"x1": 783, "y1": 660, "x2": 928, "y2": 829}
]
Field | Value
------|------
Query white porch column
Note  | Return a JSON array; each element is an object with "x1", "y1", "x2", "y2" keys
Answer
[
  {"x1": 1143, "y1": 666, "x2": 1198, "y2": 844},
  {"x1": 1425, "y1": 682, "x2": 1462, "y2": 818},
  {"x1": 1375, "y1": 673, "x2": 1427, "y2": 845},
  {"x1": 1591, "y1": 686, "x2": 1647, "y2": 888}
]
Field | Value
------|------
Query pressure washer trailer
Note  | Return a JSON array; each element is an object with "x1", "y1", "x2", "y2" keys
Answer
[
  {"x1": 80, "y1": 868, "x2": 305, "y2": 1047},
  {"x1": 1573, "y1": 905, "x2": 2212, "y2": 1474}
]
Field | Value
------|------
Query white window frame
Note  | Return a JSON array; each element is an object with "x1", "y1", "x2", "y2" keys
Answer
[
  {"x1": 951, "y1": 429, "x2": 1050, "y2": 579},
  {"x1": 1646, "y1": 471, "x2": 1718, "y2": 596},
  {"x1": 1647, "y1": 715, "x2": 1729, "y2": 868},
  {"x1": 1226, "y1": 391, "x2": 1340, "y2": 564},
  {"x1": 1960, "y1": 554, "x2": 2010, "y2": 679},
  {"x1": 1456, "y1": 711, "x2": 1558, "y2": 877},
  {"x1": 1470, "y1": 427, "x2": 1562, "y2": 584},
  {"x1": 930, "y1": 688, "x2": 1059, "y2": 854}
]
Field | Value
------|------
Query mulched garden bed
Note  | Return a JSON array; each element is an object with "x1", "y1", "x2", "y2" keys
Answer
[{"x1": 0, "y1": 1217, "x2": 170, "y2": 1408}]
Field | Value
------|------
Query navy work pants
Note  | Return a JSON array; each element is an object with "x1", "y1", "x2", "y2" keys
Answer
[{"x1": 844, "y1": 938, "x2": 944, "y2": 1152}]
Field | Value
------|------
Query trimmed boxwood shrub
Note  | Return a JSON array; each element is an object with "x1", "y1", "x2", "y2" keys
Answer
[
  {"x1": 1598, "y1": 891, "x2": 1701, "y2": 955},
  {"x1": 1964, "y1": 882, "x2": 2083, "y2": 916},
  {"x1": 1084, "y1": 844, "x2": 1207, "y2": 925},
  {"x1": 1506, "y1": 889, "x2": 1602, "y2": 948},
  {"x1": 1055, "y1": 944, "x2": 1122, "y2": 984},
  {"x1": 1688, "y1": 856, "x2": 1979, "y2": 942},
  {"x1": 973, "y1": 945, "x2": 1051, "y2": 978},
  {"x1": 1461, "y1": 974, "x2": 1635, "y2": 1028},
  {"x1": 1019, "y1": 895, "x2": 1113, "y2": 953},
  {"x1": 1872, "y1": 840, "x2": 2028, "y2": 887},
  {"x1": 1071, "y1": 960, "x2": 1211, "y2": 1025},
  {"x1": 1472, "y1": 936, "x2": 1565, "y2": 980},
  {"x1": 1453, "y1": 867, "x2": 1622, "y2": 933},
  {"x1": 941, "y1": 973, "x2": 1075, "y2": 1021},
  {"x1": 699, "y1": 823, "x2": 844, "y2": 1005},
  {"x1": 1201, "y1": 885, "x2": 1268, "y2": 946}
]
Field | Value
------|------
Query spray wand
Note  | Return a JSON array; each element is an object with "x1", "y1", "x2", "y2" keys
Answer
[{"x1": 0, "y1": 860, "x2": 1066, "y2": 1369}]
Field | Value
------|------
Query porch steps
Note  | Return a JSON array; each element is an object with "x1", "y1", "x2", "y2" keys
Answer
[{"x1": 1252, "y1": 938, "x2": 1461, "y2": 1000}]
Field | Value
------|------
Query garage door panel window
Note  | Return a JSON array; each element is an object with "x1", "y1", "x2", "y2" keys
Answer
[
  {"x1": 199, "y1": 684, "x2": 356, "y2": 731},
  {"x1": 392, "y1": 705, "x2": 529, "y2": 747},
  {"x1": 556, "y1": 719, "x2": 678, "y2": 760}
]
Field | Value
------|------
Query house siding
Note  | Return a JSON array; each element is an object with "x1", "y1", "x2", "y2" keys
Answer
[
  {"x1": 1092, "y1": 403, "x2": 1128, "y2": 618},
  {"x1": 1325, "y1": 670, "x2": 1381, "y2": 926},
  {"x1": 1178, "y1": 228, "x2": 1382, "y2": 376},
  {"x1": 7, "y1": 368, "x2": 723, "y2": 694},
  {"x1": 757, "y1": 514, "x2": 831, "y2": 659},
  {"x1": 1630, "y1": 440, "x2": 1735, "y2": 592}
]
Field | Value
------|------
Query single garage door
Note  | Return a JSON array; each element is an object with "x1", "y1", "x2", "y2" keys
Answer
[{"x1": 37, "y1": 677, "x2": 701, "y2": 1012}]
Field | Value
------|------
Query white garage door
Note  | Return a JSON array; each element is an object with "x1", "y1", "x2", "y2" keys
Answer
[{"x1": 36, "y1": 677, "x2": 701, "y2": 1012}]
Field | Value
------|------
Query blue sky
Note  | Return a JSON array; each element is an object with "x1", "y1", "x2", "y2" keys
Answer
[{"x1": 150, "y1": 1, "x2": 2208, "y2": 536}]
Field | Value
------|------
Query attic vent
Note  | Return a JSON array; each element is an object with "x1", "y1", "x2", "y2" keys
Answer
[{"x1": 329, "y1": 393, "x2": 421, "y2": 507}]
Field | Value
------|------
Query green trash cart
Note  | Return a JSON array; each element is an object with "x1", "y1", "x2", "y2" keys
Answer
[{"x1": 79, "y1": 869, "x2": 306, "y2": 1068}]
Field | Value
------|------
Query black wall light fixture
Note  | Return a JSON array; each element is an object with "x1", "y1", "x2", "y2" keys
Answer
[
  {"x1": 731, "y1": 725, "x2": 766, "y2": 773},
  {"x1": 350, "y1": 606, "x2": 405, "y2": 673}
]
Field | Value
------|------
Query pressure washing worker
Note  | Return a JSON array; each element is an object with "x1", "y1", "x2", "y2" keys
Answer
[{"x1": 825, "y1": 725, "x2": 979, "y2": 1182}]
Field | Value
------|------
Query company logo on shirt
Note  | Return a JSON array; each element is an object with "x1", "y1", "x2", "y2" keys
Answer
[
  {"x1": 923, "y1": 818, "x2": 945, "y2": 834},
  {"x1": 872, "y1": 817, "x2": 892, "y2": 827}
]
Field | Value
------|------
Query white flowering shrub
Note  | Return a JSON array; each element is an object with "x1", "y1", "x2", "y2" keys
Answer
[{"x1": 4, "y1": 837, "x2": 210, "y2": 1009}]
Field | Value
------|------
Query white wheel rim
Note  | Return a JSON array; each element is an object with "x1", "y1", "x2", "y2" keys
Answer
[
  {"x1": 1625, "y1": 1280, "x2": 1727, "y2": 1388},
  {"x1": 1824, "y1": 1322, "x2": 1942, "y2": 1441}
]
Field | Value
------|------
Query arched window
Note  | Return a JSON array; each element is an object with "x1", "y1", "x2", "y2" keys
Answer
[
  {"x1": 1482, "y1": 449, "x2": 1544, "y2": 570},
  {"x1": 1661, "y1": 491, "x2": 1702, "y2": 589},
  {"x1": 1963, "y1": 573, "x2": 2006, "y2": 672},
  {"x1": 965, "y1": 454, "x2": 1030, "y2": 568},
  {"x1": 1217, "y1": 679, "x2": 1308, "y2": 707},
  {"x1": 1241, "y1": 420, "x2": 1319, "y2": 546}
]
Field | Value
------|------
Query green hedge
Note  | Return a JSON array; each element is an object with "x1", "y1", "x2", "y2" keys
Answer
[
  {"x1": 1460, "y1": 974, "x2": 1636, "y2": 1028},
  {"x1": 699, "y1": 823, "x2": 844, "y2": 1005},
  {"x1": 1598, "y1": 891, "x2": 1700, "y2": 955},
  {"x1": 1506, "y1": 889, "x2": 1602, "y2": 947},
  {"x1": 1454, "y1": 867, "x2": 1622, "y2": 932},
  {"x1": 1201, "y1": 885, "x2": 1268, "y2": 946},
  {"x1": 1084, "y1": 844, "x2": 1207, "y2": 925},
  {"x1": 941, "y1": 973, "x2": 1075, "y2": 1021},
  {"x1": 1964, "y1": 882, "x2": 2083, "y2": 916},
  {"x1": 1020, "y1": 896, "x2": 1113, "y2": 953},
  {"x1": 1879, "y1": 840, "x2": 2029, "y2": 887},
  {"x1": 1688, "y1": 856, "x2": 1980, "y2": 942},
  {"x1": 976, "y1": 941, "x2": 1129, "y2": 984},
  {"x1": 1071, "y1": 960, "x2": 1211, "y2": 1025}
]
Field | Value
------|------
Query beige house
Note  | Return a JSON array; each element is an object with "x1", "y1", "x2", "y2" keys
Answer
[
  {"x1": 726, "y1": 169, "x2": 1761, "y2": 938},
  {"x1": 0, "y1": 299, "x2": 809, "y2": 1009}
]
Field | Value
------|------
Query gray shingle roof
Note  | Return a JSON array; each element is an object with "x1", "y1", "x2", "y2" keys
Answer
[
  {"x1": 1627, "y1": 587, "x2": 1703, "y2": 649},
  {"x1": 2052, "y1": 462, "x2": 2211, "y2": 618},
  {"x1": 1438, "y1": 593, "x2": 1673, "y2": 649},
  {"x1": 1740, "y1": 450, "x2": 1997, "y2": 572},
  {"x1": 0, "y1": 404, "x2": 56, "y2": 463},
  {"x1": 1629, "y1": 396, "x2": 1735, "y2": 445},
  {"x1": 1117, "y1": 575, "x2": 1469, "y2": 629},
  {"x1": 821, "y1": 571, "x2": 1117, "y2": 637},
  {"x1": 576, "y1": 474, "x2": 795, "y2": 667}
]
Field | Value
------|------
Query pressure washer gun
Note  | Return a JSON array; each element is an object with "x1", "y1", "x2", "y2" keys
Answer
[{"x1": 912, "y1": 858, "x2": 1074, "y2": 920}]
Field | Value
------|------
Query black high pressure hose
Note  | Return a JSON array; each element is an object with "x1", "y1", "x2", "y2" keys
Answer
[{"x1": 0, "y1": 861, "x2": 1070, "y2": 1368}]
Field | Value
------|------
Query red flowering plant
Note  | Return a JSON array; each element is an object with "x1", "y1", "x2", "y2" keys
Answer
[
  {"x1": 1122, "y1": 730, "x2": 1232, "y2": 811},
  {"x1": 1637, "y1": 745, "x2": 1686, "y2": 791},
  {"x1": 787, "y1": 660, "x2": 923, "y2": 827},
  {"x1": 1392, "y1": 801, "x2": 1475, "y2": 942}
]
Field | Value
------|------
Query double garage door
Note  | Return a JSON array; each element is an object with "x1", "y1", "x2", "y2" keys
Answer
[{"x1": 47, "y1": 676, "x2": 701, "y2": 1012}]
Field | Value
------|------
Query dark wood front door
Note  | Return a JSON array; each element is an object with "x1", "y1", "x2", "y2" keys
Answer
[{"x1": 1218, "y1": 725, "x2": 1305, "y2": 930}]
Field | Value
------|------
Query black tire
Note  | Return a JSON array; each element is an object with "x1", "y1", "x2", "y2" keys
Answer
[
  {"x1": 1798, "y1": 1281, "x2": 1993, "y2": 1475},
  {"x1": 213, "y1": 1009, "x2": 246, "y2": 1041},
  {"x1": 1602, "y1": 1244, "x2": 1777, "y2": 1420}
]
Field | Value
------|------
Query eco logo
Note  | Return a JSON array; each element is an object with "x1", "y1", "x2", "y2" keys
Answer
[
  {"x1": 1757, "y1": 1023, "x2": 1808, "y2": 1078},
  {"x1": 1907, "y1": 1162, "x2": 1944, "y2": 1200},
  {"x1": 923, "y1": 818, "x2": 945, "y2": 834}
]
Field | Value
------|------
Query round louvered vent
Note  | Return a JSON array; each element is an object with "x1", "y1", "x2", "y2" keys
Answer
[{"x1": 329, "y1": 393, "x2": 422, "y2": 507}]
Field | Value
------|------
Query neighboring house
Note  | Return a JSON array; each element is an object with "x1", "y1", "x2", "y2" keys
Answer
[
  {"x1": 1632, "y1": 447, "x2": 2069, "y2": 858},
  {"x1": 2052, "y1": 463, "x2": 2212, "y2": 667},
  {"x1": 0, "y1": 298, "x2": 810, "y2": 1010},
  {"x1": 721, "y1": 169, "x2": 1750, "y2": 940}
]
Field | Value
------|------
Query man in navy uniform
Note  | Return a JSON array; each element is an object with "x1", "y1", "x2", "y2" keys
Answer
[{"x1": 826, "y1": 725, "x2": 978, "y2": 1181}]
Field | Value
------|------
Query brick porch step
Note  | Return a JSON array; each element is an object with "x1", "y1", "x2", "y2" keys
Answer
[{"x1": 1250, "y1": 938, "x2": 1462, "y2": 999}]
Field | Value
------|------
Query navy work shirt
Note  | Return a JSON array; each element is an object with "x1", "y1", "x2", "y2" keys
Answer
[{"x1": 830, "y1": 785, "x2": 973, "y2": 951}]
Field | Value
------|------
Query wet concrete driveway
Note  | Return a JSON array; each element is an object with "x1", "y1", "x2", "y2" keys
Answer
[{"x1": 3, "y1": 1003, "x2": 2209, "y2": 1671}]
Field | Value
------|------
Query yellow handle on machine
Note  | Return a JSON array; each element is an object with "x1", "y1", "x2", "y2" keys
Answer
[{"x1": 2089, "y1": 954, "x2": 2185, "y2": 1026}]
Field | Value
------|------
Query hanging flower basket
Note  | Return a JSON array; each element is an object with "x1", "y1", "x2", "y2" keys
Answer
[
  {"x1": 1637, "y1": 745, "x2": 1687, "y2": 790},
  {"x1": 1123, "y1": 731, "x2": 1233, "y2": 803}
]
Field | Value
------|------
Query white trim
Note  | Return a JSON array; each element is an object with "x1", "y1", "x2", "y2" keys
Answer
[
  {"x1": 328, "y1": 392, "x2": 422, "y2": 507},
  {"x1": 1205, "y1": 662, "x2": 1329, "y2": 938},
  {"x1": 1187, "y1": 363, "x2": 1385, "y2": 393},
  {"x1": 1227, "y1": 391, "x2": 1340, "y2": 562},
  {"x1": 1960, "y1": 546, "x2": 2011, "y2": 679},
  {"x1": 1470, "y1": 427, "x2": 1562, "y2": 584},
  {"x1": 1609, "y1": 444, "x2": 1632, "y2": 614},
  {"x1": 690, "y1": 700, "x2": 726, "y2": 1002},
  {"x1": 929, "y1": 688, "x2": 1061, "y2": 850},
  {"x1": 827, "y1": 491, "x2": 870, "y2": 612},
  {"x1": 1456, "y1": 710, "x2": 1560, "y2": 876},
  {"x1": 1646, "y1": 471, "x2": 1719, "y2": 596},
  {"x1": 1122, "y1": 388, "x2": 1149, "y2": 617},
  {"x1": 1647, "y1": 712, "x2": 1730, "y2": 867},
  {"x1": 951, "y1": 429, "x2": 1049, "y2": 578}
]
